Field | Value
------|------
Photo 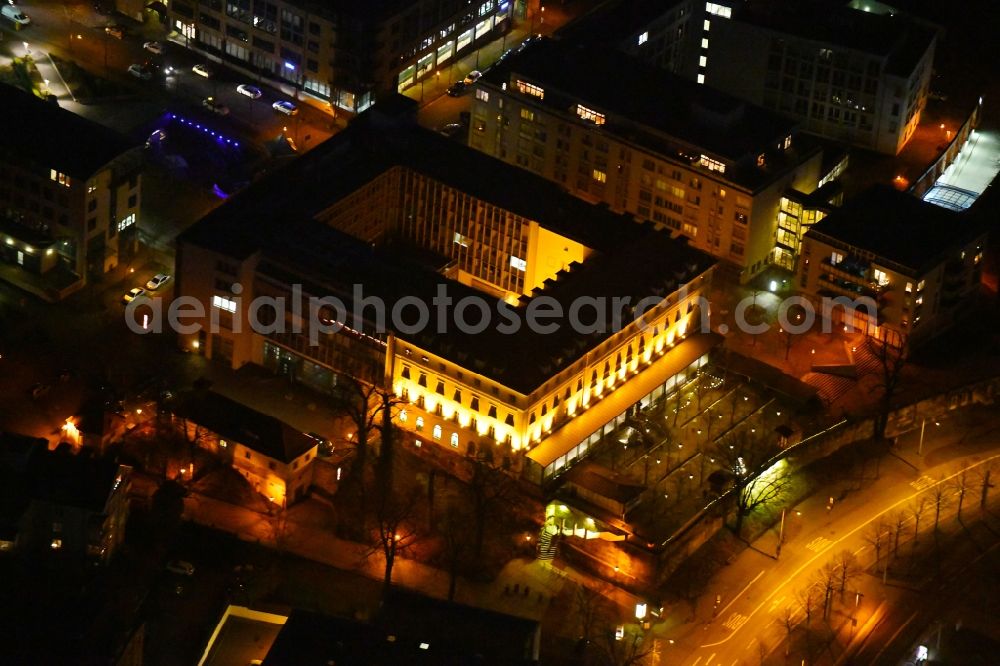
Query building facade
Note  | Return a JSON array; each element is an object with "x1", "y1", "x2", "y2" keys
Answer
[
  {"x1": 166, "y1": 0, "x2": 512, "y2": 112},
  {"x1": 797, "y1": 185, "x2": 987, "y2": 347},
  {"x1": 468, "y1": 38, "x2": 825, "y2": 282},
  {"x1": 0, "y1": 85, "x2": 142, "y2": 301}
]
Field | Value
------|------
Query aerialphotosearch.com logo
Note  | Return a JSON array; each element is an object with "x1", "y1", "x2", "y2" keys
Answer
[{"x1": 124, "y1": 282, "x2": 879, "y2": 343}]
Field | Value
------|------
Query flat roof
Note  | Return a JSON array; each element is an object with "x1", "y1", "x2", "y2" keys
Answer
[
  {"x1": 806, "y1": 184, "x2": 982, "y2": 272},
  {"x1": 0, "y1": 84, "x2": 136, "y2": 179},
  {"x1": 528, "y1": 333, "x2": 719, "y2": 469},
  {"x1": 481, "y1": 38, "x2": 801, "y2": 167},
  {"x1": 555, "y1": 0, "x2": 689, "y2": 47}
]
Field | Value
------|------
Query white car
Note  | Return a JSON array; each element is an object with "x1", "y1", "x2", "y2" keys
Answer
[
  {"x1": 145, "y1": 273, "x2": 171, "y2": 290},
  {"x1": 128, "y1": 64, "x2": 152, "y2": 81},
  {"x1": 272, "y1": 100, "x2": 298, "y2": 116},
  {"x1": 192, "y1": 64, "x2": 212, "y2": 78},
  {"x1": 237, "y1": 84, "x2": 262, "y2": 99},
  {"x1": 121, "y1": 287, "x2": 147, "y2": 305},
  {"x1": 144, "y1": 41, "x2": 164, "y2": 55},
  {"x1": 463, "y1": 70, "x2": 482, "y2": 85},
  {"x1": 166, "y1": 560, "x2": 195, "y2": 576},
  {"x1": 1, "y1": 6, "x2": 30, "y2": 25},
  {"x1": 202, "y1": 97, "x2": 230, "y2": 116}
]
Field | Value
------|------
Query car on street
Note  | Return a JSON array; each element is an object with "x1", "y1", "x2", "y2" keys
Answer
[
  {"x1": 143, "y1": 41, "x2": 164, "y2": 55},
  {"x1": 145, "y1": 273, "x2": 171, "y2": 290},
  {"x1": 439, "y1": 123, "x2": 464, "y2": 138},
  {"x1": 272, "y1": 100, "x2": 298, "y2": 116},
  {"x1": 145, "y1": 129, "x2": 166, "y2": 148},
  {"x1": 121, "y1": 287, "x2": 147, "y2": 305},
  {"x1": 128, "y1": 64, "x2": 152, "y2": 80},
  {"x1": 105, "y1": 25, "x2": 124, "y2": 39},
  {"x1": 463, "y1": 70, "x2": 482, "y2": 85},
  {"x1": 237, "y1": 84, "x2": 262, "y2": 99},
  {"x1": 446, "y1": 81, "x2": 466, "y2": 96},
  {"x1": 192, "y1": 64, "x2": 212, "y2": 78},
  {"x1": 166, "y1": 560, "x2": 195, "y2": 576},
  {"x1": 202, "y1": 97, "x2": 230, "y2": 116}
]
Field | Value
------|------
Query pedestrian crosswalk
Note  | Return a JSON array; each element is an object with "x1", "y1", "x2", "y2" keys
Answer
[
  {"x1": 722, "y1": 612, "x2": 749, "y2": 631},
  {"x1": 910, "y1": 475, "x2": 936, "y2": 491},
  {"x1": 805, "y1": 536, "x2": 832, "y2": 553}
]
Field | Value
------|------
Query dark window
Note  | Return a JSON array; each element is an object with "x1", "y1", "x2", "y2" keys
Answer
[
  {"x1": 128, "y1": 194, "x2": 137, "y2": 208},
  {"x1": 307, "y1": 40, "x2": 319, "y2": 53},
  {"x1": 252, "y1": 35, "x2": 274, "y2": 52},
  {"x1": 129, "y1": 174, "x2": 138, "y2": 189},
  {"x1": 306, "y1": 59, "x2": 318, "y2": 72},
  {"x1": 87, "y1": 218, "x2": 97, "y2": 232},
  {"x1": 308, "y1": 21, "x2": 320, "y2": 35},
  {"x1": 200, "y1": 13, "x2": 221, "y2": 30},
  {"x1": 87, "y1": 199, "x2": 97, "y2": 212}
]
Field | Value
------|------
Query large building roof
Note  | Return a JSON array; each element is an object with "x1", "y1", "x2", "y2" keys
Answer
[
  {"x1": 174, "y1": 391, "x2": 315, "y2": 463},
  {"x1": 806, "y1": 185, "x2": 983, "y2": 272},
  {"x1": 480, "y1": 37, "x2": 800, "y2": 167},
  {"x1": 0, "y1": 84, "x2": 136, "y2": 179},
  {"x1": 555, "y1": 0, "x2": 690, "y2": 47},
  {"x1": 180, "y1": 107, "x2": 715, "y2": 394}
]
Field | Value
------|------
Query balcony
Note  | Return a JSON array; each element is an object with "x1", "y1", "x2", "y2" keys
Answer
[
  {"x1": 821, "y1": 255, "x2": 869, "y2": 280},
  {"x1": 817, "y1": 272, "x2": 880, "y2": 300}
]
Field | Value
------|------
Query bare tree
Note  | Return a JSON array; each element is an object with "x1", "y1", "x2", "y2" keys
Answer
[
  {"x1": 467, "y1": 455, "x2": 518, "y2": 558},
  {"x1": 929, "y1": 480, "x2": 950, "y2": 532},
  {"x1": 437, "y1": 504, "x2": 474, "y2": 602},
  {"x1": 891, "y1": 511, "x2": 908, "y2": 559},
  {"x1": 863, "y1": 519, "x2": 888, "y2": 571},
  {"x1": 867, "y1": 334, "x2": 908, "y2": 442},
  {"x1": 572, "y1": 582, "x2": 616, "y2": 648},
  {"x1": 813, "y1": 564, "x2": 838, "y2": 620},
  {"x1": 595, "y1": 624, "x2": 654, "y2": 666},
  {"x1": 973, "y1": 464, "x2": 995, "y2": 510},
  {"x1": 368, "y1": 486, "x2": 422, "y2": 596},
  {"x1": 950, "y1": 470, "x2": 970, "y2": 519},
  {"x1": 908, "y1": 497, "x2": 928, "y2": 544},
  {"x1": 712, "y1": 429, "x2": 791, "y2": 538},
  {"x1": 831, "y1": 550, "x2": 862, "y2": 598},
  {"x1": 796, "y1": 582, "x2": 821, "y2": 626}
]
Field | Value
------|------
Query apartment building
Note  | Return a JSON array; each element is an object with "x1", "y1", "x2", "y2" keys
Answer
[
  {"x1": 0, "y1": 85, "x2": 142, "y2": 301},
  {"x1": 166, "y1": 0, "x2": 512, "y2": 112},
  {"x1": 175, "y1": 101, "x2": 718, "y2": 484},
  {"x1": 469, "y1": 37, "x2": 825, "y2": 282},
  {"x1": 798, "y1": 185, "x2": 988, "y2": 348}
]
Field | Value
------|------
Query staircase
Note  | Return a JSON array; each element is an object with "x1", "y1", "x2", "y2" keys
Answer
[{"x1": 536, "y1": 523, "x2": 559, "y2": 560}]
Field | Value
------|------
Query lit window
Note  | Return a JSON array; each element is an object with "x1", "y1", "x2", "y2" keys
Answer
[
  {"x1": 783, "y1": 135, "x2": 792, "y2": 150},
  {"x1": 220, "y1": 439, "x2": 228, "y2": 448},
  {"x1": 592, "y1": 169, "x2": 607, "y2": 183},
  {"x1": 703, "y1": 19, "x2": 710, "y2": 30},
  {"x1": 831, "y1": 251, "x2": 843, "y2": 265},
  {"x1": 697, "y1": 74, "x2": 705, "y2": 84},
  {"x1": 701, "y1": 37, "x2": 709, "y2": 49},
  {"x1": 510, "y1": 255, "x2": 527, "y2": 271},
  {"x1": 415, "y1": 416, "x2": 424, "y2": 431},
  {"x1": 399, "y1": 410, "x2": 408, "y2": 423},
  {"x1": 450, "y1": 433, "x2": 459, "y2": 448},
  {"x1": 50, "y1": 169, "x2": 71, "y2": 187},
  {"x1": 914, "y1": 295, "x2": 923, "y2": 305},
  {"x1": 757, "y1": 153, "x2": 766, "y2": 167},
  {"x1": 576, "y1": 104, "x2": 605, "y2": 125},
  {"x1": 705, "y1": 2, "x2": 732, "y2": 18},
  {"x1": 519, "y1": 107, "x2": 535, "y2": 122},
  {"x1": 453, "y1": 232, "x2": 470, "y2": 247},
  {"x1": 905, "y1": 281, "x2": 913, "y2": 293},
  {"x1": 916, "y1": 279, "x2": 926, "y2": 291},
  {"x1": 873, "y1": 269, "x2": 890, "y2": 287},
  {"x1": 118, "y1": 213, "x2": 136, "y2": 232},
  {"x1": 475, "y1": 88, "x2": 489, "y2": 102},
  {"x1": 637, "y1": 31, "x2": 648, "y2": 45},
  {"x1": 699, "y1": 155, "x2": 725, "y2": 173},
  {"x1": 433, "y1": 424, "x2": 442, "y2": 440},
  {"x1": 212, "y1": 295, "x2": 237, "y2": 313},
  {"x1": 699, "y1": 55, "x2": 707, "y2": 68},
  {"x1": 51, "y1": 539, "x2": 63, "y2": 550},
  {"x1": 515, "y1": 79, "x2": 544, "y2": 99}
]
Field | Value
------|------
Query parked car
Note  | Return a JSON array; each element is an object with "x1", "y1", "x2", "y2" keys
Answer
[
  {"x1": 30, "y1": 383, "x2": 51, "y2": 399},
  {"x1": 121, "y1": 287, "x2": 147, "y2": 305},
  {"x1": 272, "y1": 100, "x2": 298, "y2": 116},
  {"x1": 463, "y1": 70, "x2": 482, "y2": 85},
  {"x1": 446, "y1": 81, "x2": 466, "y2": 97},
  {"x1": 192, "y1": 64, "x2": 212, "y2": 78},
  {"x1": 145, "y1": 273, "x2": 171, "y2": 290},
  {"x1": 128, "y1": 64, "x2": 151, "y2": 80},
  {"x1": 143, "y1": 41, "x2": 164, "y2": 55},
  {"x1": 145, "y1": 129, "x2": 166, "y2": 148},
  {"x1": 439, "y1": 123, "x2": 464, "y2": 138},
  {"x1": 166, "y1": 560, "x2": 195, "y2": 576},
  {"x1": 237, "y1": 84, "x2": 262, "y2": 99},
  {"x1": 202, "y1": 97, "x2": 230, "y2": 116},
  {"x1": 105, "y1": 25, "x2": 124, "y2": 39}
]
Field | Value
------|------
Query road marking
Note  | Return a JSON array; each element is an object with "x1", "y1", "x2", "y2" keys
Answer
[
  {"x1": 715, "y1": 570, "x2": 764, "y2": 618},
  {"x1": 690, "y1": 657, "x2": 702, "y2": 666},
  {"x1": 706, "y1": 653, "x2": 715, "y2": 665},
  {"x1": 746, "y1": 638, "x2": 756, "y2": 650},
  {"x1": 853, "y1": 545, "x2": 867, "y2": 556},
  {"x1": 722, "y1": 613, "x2": 749, "y2": 631},
  {"x1": 910, "y1": 475, "x2": 935, "y2": 491},
  {"x1": 767, "y1": 595, "x2": 786, "y2": 613},
  {"x1": 697, "y1": 453, "x2": 1000, "y2": 650},
  {"x1": 805, "y1": 536, "x2": 832, "y2": 553}
]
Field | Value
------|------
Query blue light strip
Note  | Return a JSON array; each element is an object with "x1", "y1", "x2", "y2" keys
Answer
[{"x1": 165, "y1": 113, "x2": 241, "y2": 147}]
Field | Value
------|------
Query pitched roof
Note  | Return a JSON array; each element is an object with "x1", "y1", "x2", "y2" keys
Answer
[
  {"x1": 0, "y1": 83, "x2": 136, "y2": 179},
  {"x1": 174, "y1": 391, "x2": 315, "y2": 463}
]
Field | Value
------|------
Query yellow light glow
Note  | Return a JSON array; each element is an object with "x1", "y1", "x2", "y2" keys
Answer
[{"x1": 61, "y1": 418, "x2": 80, "y2": 444}]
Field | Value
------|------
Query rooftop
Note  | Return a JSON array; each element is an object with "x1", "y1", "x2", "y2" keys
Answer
[
  {"x1": 480, "y1": 38, "x2": 802, "y2": 169},
  {"x1": 736, "y1": 0, "x2": 936, "y2": 76},
  {"x1": 174, "y1": 391, "x2": 316, "y2": 463},
  {"x1": 806, "y1": 184, "x2": 982, "y2": 272},
  {"x1": 181, "y1": 106, "x2": 716, "y2": 394},
  {"x1": 555, "y1": 0, "x2": 690, "y2": 48},
  {"x1": 0, "y1": 83, "x2": 136, "y2": 179}
]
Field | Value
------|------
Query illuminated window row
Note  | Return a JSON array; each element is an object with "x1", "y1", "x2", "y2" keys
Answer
[
  {"x1": 516, "y1": 79, "x2": 544, "y2": 99},
  {"x1": 699, "y1": 155, "x2": 726, "y2": 173},
  {"x1": 212, "y1": 295, "x2": 237, "y2": 313},
  {"x1": 705, "y1": 2, "x2": 731, "y2": 18},
  {"x1": 50, "y1": 169, "x2": 71, "y2": 188},
  {"x1": 576, "y1": 105, "x2": 606, "y2": 125}
]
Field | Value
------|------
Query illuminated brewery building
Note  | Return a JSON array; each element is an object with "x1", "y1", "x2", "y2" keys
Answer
[
  {"x1": 469, "y1": 37, "x2": 839, "y2": 280},
  {"x1": 176, "y1": 101, "x2": 717, "y2": 483}
]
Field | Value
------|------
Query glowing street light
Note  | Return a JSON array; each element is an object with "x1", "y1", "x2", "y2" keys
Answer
[{"x1": 635, "y1": 603, "x2": 647, "y2": 620}]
